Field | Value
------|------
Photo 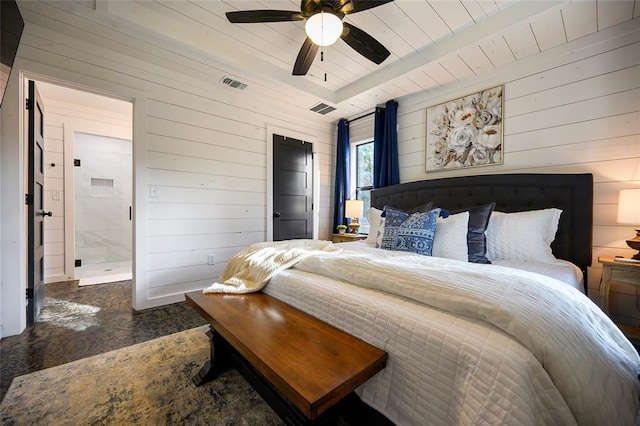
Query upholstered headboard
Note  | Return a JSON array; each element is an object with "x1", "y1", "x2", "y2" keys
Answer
[{"x1": 371, "y1": 173, "x2": 593, "y2": 276}]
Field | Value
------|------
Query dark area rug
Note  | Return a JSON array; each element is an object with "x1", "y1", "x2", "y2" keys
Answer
[
  {"x1": 0, "y1": 326, "x2": 282, "y2": 425},
  {"x1": 1, "y1": 280, "x2": 207, "y2": 401}
]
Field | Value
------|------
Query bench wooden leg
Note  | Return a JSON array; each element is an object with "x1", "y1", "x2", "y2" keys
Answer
[{"x1": 192, "y1": 326, "x2": 232, "y2": 386}]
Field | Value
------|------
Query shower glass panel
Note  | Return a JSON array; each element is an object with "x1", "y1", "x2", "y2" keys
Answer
[{"x1": 74, "y1": 132, "x2": 132, "y2": 284}]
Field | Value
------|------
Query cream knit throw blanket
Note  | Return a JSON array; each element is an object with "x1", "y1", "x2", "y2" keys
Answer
[{"x1": 203, "y1": 239, "x2": 342, "y2": 294}]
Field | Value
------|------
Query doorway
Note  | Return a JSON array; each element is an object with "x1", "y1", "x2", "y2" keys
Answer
[
  {"x1": 73, "y1": 132, "x2": 132, "y2": 286},
  {"x1": 34, "y1": 81, "x2": 133, "y2": 288}
]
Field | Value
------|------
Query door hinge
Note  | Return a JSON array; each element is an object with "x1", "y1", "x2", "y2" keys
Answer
[
  {"x1": 26, "y1": 288, "x2": 34, "y2": 300},
  {"x1": 25, "y1": 98, "x2": 32, "y2": 110},
  {"x1": 25, "y1": 193, "x2": 33, "y2": 205}
]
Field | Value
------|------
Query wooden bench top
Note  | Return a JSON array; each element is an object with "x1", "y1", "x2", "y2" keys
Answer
[{"x1": 185, "y1": 291, "x2": 387, "y2": 420}]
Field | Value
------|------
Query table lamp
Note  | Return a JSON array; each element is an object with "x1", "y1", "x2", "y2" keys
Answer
[
  {"x1": 345, "y1": 200, "x2": 364, "y2": 234},
  {"x1": 617, "y1": 188, "x2": 640, "y2": 260}
]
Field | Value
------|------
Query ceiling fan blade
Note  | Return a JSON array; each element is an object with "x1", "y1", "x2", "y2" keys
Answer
[
  {"x1": 341, "y1": 23, "x2": 390, "y2": 64},
  {"x1": 226, "y1": 10, "x2": 304, "y2": 23},
  {"x1": 292, "y1": 38, "x2": 319, "y2": 76},
  {"x1": 300, "y1": 0, "x2": 321, "y2": 17},
  {"x1": 345, "y1": 0, "x2": 394, "y2": 14}
]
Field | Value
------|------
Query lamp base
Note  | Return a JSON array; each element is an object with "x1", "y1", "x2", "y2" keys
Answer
[
  {"x1": 348, "y1": 218, "x2": 360, "y2": 234},
  {"x1": 626, "y1": 229, "x2": 640, "y2": 260}
]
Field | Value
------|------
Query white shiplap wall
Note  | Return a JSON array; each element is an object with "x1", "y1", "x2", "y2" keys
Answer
[
  {"x1": 0, "y1": 3, "x2": 336, "y2": 336},
  {"x1": 394, "y1": 18, "x2": 640, "y2": 324}
]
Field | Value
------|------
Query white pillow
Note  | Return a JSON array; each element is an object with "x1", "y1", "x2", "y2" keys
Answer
[
  {"x1": 365, "y1": 207, "x2": 382, "y2": 245},
  {"x1": 432, "y1": 211, "x2": 469, "y2": 262},
  {"x1": 486, "y1": 208, "x2": 562, "y2": 263}
]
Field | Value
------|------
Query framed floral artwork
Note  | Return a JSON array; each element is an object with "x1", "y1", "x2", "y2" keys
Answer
[{"x1": 425, "y1": 84, "x2": 504, "y2": 172}]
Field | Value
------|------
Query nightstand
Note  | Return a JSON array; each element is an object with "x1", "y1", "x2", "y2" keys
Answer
[
  {"x1": 598, "y1": 257, "x2": 640, "y2": 314},
  {"x1": 332, "y1": 233, "x2": 366, "y2": 243}
]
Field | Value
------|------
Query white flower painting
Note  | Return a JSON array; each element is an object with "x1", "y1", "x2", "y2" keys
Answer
[{"x1": 425, "y1": 85, "x2": 503, "y2": 172}]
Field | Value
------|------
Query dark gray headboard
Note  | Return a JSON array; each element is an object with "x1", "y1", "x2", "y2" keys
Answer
[{"x1": 371, "y1": 173, "x2": 593, "y2": 275}]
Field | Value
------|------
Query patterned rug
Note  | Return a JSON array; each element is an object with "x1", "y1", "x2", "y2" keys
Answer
[{"x1": 0, "y1": 326, "x2": 282, "y2": 425}]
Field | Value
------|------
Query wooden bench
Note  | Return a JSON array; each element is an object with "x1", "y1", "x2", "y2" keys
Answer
[{"x1": 185, "y1": 291, "x2": 388, "y2": 425}]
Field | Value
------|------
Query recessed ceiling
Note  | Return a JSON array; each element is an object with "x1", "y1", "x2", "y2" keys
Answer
[{"x1": 20, "y1": 0, "x2": 640, "y2": 120}]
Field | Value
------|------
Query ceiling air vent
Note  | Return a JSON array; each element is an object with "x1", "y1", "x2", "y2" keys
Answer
[
  {"x1": 310, "y1": 102, "x2": 336, "y2": 115},
  {"x1": 220, "y1": 76, "x2": 247, "y2": 90}
]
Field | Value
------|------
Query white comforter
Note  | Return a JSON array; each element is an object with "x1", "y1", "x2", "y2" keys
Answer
[{"x1": 256, "y1": 242, "x2": 640, "y2": 425}]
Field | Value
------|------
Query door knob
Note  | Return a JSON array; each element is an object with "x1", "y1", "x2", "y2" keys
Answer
[
  {"x1": 273, "y1": 211, "x2": 281, "y2": 218},
  {"x1": 39, "y1": 211, "x2": 53, "y2": 217}
]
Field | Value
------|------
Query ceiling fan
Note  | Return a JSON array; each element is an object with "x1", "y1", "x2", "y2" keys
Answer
[{"x1": 226, "y1": 0, "x2": 394, "y2": 76}]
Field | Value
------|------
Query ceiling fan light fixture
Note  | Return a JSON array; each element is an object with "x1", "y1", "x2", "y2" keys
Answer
[{"x1": 305, "y1": 12, "x2": 342, "y2": 46}]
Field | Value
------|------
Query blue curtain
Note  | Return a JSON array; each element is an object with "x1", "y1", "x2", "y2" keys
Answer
[
  {"x1": 373, "y1": 100, "x2": 400, "y2": 188},
  {"x1": 333, "y1": 119, "x2": 350, "y2": 232}
]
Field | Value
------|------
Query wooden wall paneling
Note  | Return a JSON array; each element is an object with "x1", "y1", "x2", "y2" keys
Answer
[
  {"x1": 148, "y1": 246, "x2": 244, "y2": 271},
  {"x1": 457, "y1": 44, "x2": 496, "y2": 74},
  {"x1": 477, "y1": 36, "x2": 516, "y2": 68},
  {"x1": 506, "y1": 112, "x2": 640, "y2": 152},
  {"x1": 390, "y1": 79, "x2": 424, "y2": 98},
  {"x1": 147, "y1": 232, "x2": 264, "y2": 255},
  {"x1": 506, "y1": 66, "x2": 640, "y2": 117},
  {"x1": 147, "y1": 118, "x2": 266, "y2": 155},
  {"x1": 393, "y1": 21, "x2": 640, "y2": 320},
  {"x1": 147, "y1": 152, "x2": 265, "y2": 181},
  {"x1": 506, "y1": 42, "x2": 640, "y2": 99},
  {"x1": 429, "y1": 0, "x2": 474, "y2": 30},
  {"x1": 19, "y1": 5, "x2": 336, "y2": 125},
  {"x1": 529, "y1": 10, "x2": 566, "y2": 52},
  {"x1": 423, "y1": 63, "x2": 458, "y2": 86},
  {"x1": 561, "y1": 1, "x2": 597, "y2": 42},
  {"x1": 147, "y1": 217, "x2": 264, "y2": 236},
  {"x1": 594, "y1": 180, "x2": 640, "y2": 205},
  {"x1": 147, "y1": 135, "x2": 265, "y2": 168},
  {"x1": 598, "y1": 1, "x2": 636, "y2": 30},
  {"x1": 502, "y1": 24, "x2": 540, "y2": 60},
  {"x1": 505, "y1": 90, "x2": 639, "y2": 135},
  {"x1": 147, "y1": 204, "x2": 263, "y2": 222},
  {"x1": 403, "y1": 68, "x2": 441, "y2": 91},
  {"x1": 461, "y1": 0, "x2": 489, "y2": 22},
  {"x1": 439, "y1": 54, "x2": 475, "y2": 80},
  {"x1": 147, "y1": 185, "x2": 265, "y2": 206},
  {"x1": 395, "y1": 1, "x2": 449, "y2": 43},
  {"x1": 503, "y1": 136, "x2": 638, "y2": 169},
  {"x1": 372, "y1": 2, "x2": 432, "y2": 50}
]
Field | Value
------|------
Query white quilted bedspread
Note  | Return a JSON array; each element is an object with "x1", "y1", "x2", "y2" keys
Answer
[{"x1": 259, "y1": 243, "x2": 640, "y2": 426}]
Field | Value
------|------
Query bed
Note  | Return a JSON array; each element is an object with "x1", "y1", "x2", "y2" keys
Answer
[{"x1": 207, "y1": 173, "x2": 640, "y2": 425}]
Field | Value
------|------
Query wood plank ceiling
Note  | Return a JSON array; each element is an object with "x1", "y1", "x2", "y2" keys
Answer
[{"x1": 20, "y1": 0, "x2": 640, "y2": 121}]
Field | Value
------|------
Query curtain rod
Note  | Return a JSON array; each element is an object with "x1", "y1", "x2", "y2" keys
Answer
[
  {"x1": 347, "y1": 110, "x2": 375, "y2": 123},
  {"x1": 347, "y1": 101, "x2": 398, "y2": 124}
]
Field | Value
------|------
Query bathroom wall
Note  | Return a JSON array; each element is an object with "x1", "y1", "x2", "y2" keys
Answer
[{"x1": 74, "y1": 132, "x2": 132, "y2": 267}]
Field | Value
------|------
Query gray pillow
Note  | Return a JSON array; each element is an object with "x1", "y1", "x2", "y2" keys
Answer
[{"x1": 451, "y1": 203, "x2": 495, "y2": 264}]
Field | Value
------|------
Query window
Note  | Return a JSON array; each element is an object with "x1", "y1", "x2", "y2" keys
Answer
[{"x1": 352, "y1": 141, "x2": 373, "y2": 233}]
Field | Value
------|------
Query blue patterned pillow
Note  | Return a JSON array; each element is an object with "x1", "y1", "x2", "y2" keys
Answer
[{"x1": 378, "y1": 208, "x2": 441, "y2": 256}]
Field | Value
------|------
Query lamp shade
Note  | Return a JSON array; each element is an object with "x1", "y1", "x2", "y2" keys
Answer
[
  {"x1": 617, "y1": 188, "x2": 640, "y2": 225},
  {"x1": 345, "y1": 199, "x2": 364, "y2": 218},
  {"x1": 305, "y1": 12, "x2": 342, "y2": 46}
]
